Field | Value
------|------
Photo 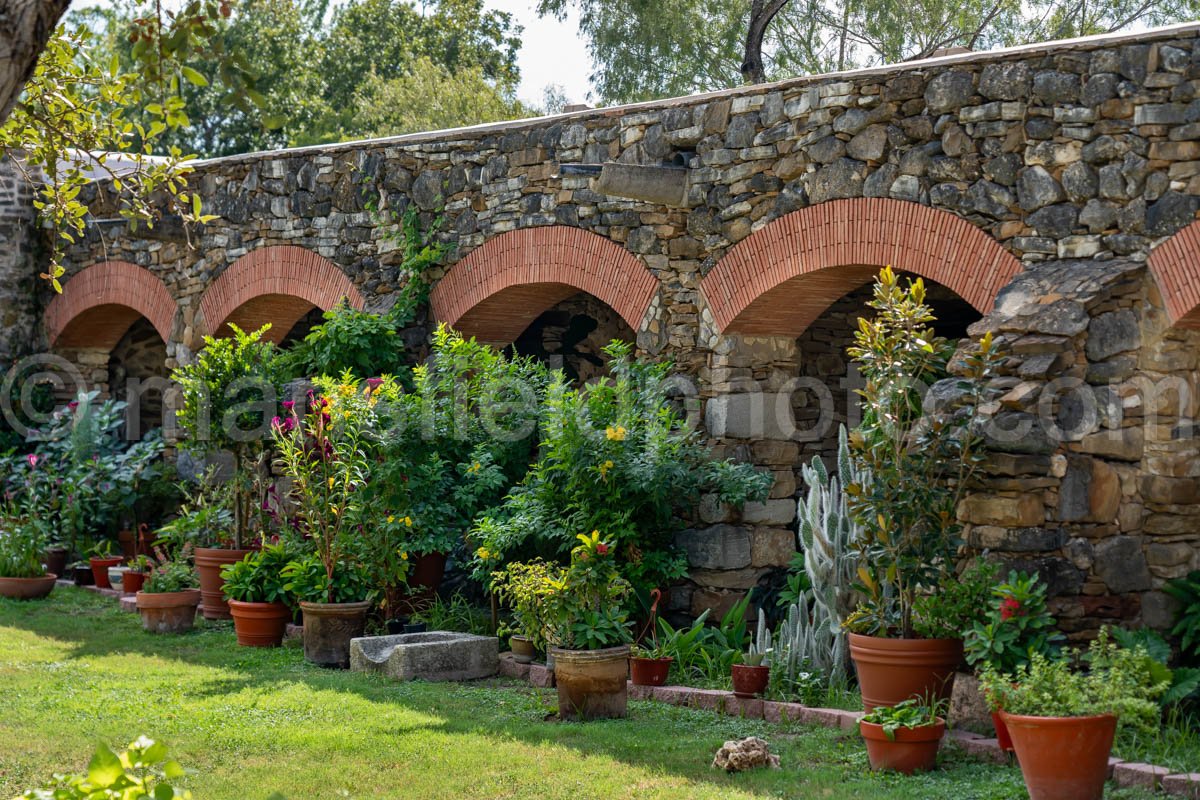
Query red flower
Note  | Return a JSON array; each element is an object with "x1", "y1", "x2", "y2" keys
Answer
[
  {"x1": 999, "y1": 597, "x2": 1023, "y2": 621},
  {"x1": 596, "y1": 542, "x2": 610, "y2": 556},
  {"x1": 25, "y1": 453, "x2": 38, "y2": 469}
]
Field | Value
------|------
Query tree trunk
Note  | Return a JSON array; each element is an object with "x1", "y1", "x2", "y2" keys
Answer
[
  {"x1": 741, "y1": 0, "x2": 791, "y2": 84},
  {"x1": 0, "y1": 0, "x2": 71, "y2": 124}
]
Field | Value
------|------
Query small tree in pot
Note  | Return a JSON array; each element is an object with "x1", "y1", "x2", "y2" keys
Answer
[{"x1": 842, "y1": 267, "x2": 1002, "y2": 710}]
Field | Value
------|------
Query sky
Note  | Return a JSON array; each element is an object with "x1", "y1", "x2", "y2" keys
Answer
[{"x1": 482, "y1": 0, "x2": 594, "y2": 107}]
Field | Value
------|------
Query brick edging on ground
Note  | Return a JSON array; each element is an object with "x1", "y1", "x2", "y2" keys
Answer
[{"x1": 499, "y1": 652, "x2": 1200, "y2": 798}]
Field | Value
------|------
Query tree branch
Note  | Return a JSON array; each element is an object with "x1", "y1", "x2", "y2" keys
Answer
[
  {"x1": 741, "y1": 0, "x2": 791, "y2": 84},
  {"x1": 0, "y1": 0, "x2": 73, "y2": 124}
]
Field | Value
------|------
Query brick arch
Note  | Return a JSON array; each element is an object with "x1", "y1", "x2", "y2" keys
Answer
[
  {"x1": 700, "y1": 198, "x2": 1022, "y2": 335},
  {"x1": 430, "y1": 226, "x2": 659, "y2": 344},
  {"x1": 1148, "y1": 220, "x2": 1200, "y2": 328},
  {"x1": 46, "y1": 261, "x2": 177, "y2": 350},
  {"x1": 198, "y1": 245, "x2": 364, "y2": 344}
]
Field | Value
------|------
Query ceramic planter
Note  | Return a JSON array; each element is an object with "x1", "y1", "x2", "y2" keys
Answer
[
  {"x1": 731, "y1": 663, "x2": 770, "y2": 697},
  {"x1": 299, "y1": 600, "x2": 371, "y2": 668},
  {"x1": 848, "y1": 633, "x2": 963, "y2": 710},
  {"x1": 510, "y1": 634, "x2": 535, "y2": 664},
  {"x1": 0, "y1": 574, "x2": 56, "y2": 600},
  {"x1": 1001, "y1": 711, "x2": 1117, "y2": 800},
  {"x1": 108, "y1": 566, "x2": 130, "y2": 591},
  {"x1": 194, "y1": 548, "x2": 254, "y2": 620},
  {"x1": 228, "y1": 599, "x2": 291, "y2": 647},
  {"x1": 550, "y1": 644, "x2": 630, "y2": 720},
  {"x1": 136, "y1": 590, "x2": 201, "y2": 634},
  {"x1": 89, "y1": 556, "x2": 123, "y2": 589},
  {"x1": 860, "y1": 717, "x2": 946, "y2": 774},
  {"x1": 630, "y1": 656, "x2": 673, "y2": 687},
  {"x1": 43, "y1": 547, "x2": 68, "y2": 578}
]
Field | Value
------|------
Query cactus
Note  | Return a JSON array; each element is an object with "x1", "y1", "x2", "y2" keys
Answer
[{"x1": 745, "y1": 608, "x2": 773, "y2": 666}]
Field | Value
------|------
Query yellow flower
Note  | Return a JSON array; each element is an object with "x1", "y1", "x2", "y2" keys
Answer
[
  {"x1": 400, "y1": 551, "x2": 408, "y2": 561},
  {"x1": 605, "y1": 425, "x2": 627, "y2": 441},
  {"x1": 403, "y1": 516, "x2": 413, "y2": 527},
  {"x1": 598, "y1": 459, "x2": 614, "y2": 477},
  {"x1": 328, "y1": 476, "x2": 336, "y2": 489},
  {"x1": 468, "y1": 461, "x2": 482, "y2": 474},
  {"x1": 475, "y1": 547, "x2": 491, "y2": 561},
  {"x1": 338, "y1": 383, "x2": 354, "y2": 398},
  {"x1": 387, "y1": 515, "x2": 395, "y2": 524}
]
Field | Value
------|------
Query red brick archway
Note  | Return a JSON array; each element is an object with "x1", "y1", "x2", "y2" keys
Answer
[
  {"x1": 46, "y1": 261, "x2": 178, "y2": 349},
  {"x1": 430, "y1": 226, "x2": 659, "y2": 343},
  {"x1": 1148, "y1": 220, "x2": 1200, "y2": 328},
  {"x1": 198, "y1": 245, "x2": 364, "y2": 343},
  {"x1": 700, "y1": 199, "x2": 1022, "y2": 335}
]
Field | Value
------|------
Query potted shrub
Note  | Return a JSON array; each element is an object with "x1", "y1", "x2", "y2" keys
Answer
[
  {"x1": 171, "y1": 325, "x2": 286, "y2": 620},
  {"x1": 963, "y1": 570, "x2": 1064, "y2": 752},
  {"x1": 88, "y1": 540, "x2": 124, "y2": 589},
  {"x1": 630, "y1": 590, "x2": 674, "y2": 687},
  {"x1": 136, "y1": 560, "x2": 202, "y2": 634},
  {"x1": 981, "y1": 631, "x2": 1168, "y2": 800},
  {"x1": 154, "y1": 473, "x2": 243, "y2": 620},
  {"x1": 221, "y1": 542, "x2": 296, "y2": 647},
  {"x1": 0, "y1": 504, "x2": 56, "y2": 600},
  {"x1": 842, "y1": 267, "x2": 1001, "y2": 710},
  {"x1": 859, "y1": 698, "x2": 947, "y2": 774},
  {"x1": 491, "y1": 558, "x2": 561, "y2": 665},
  {"x1": 121, "y1": 555, "x2": 152, "y2": 595},
  {"x1": 731, "y1": 610, "x2": 772, "y2": 698},
  {"x1": 541, "y1": 532, "x2": 634, "y2": 721},
  {"x1": 276, "y1": 378, "x2": 392, "y2": 668}
]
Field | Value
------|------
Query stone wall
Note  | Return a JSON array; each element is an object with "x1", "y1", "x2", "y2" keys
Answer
[{"x1": 37, "y1": 22, "x2": 1200, "y2": 630}]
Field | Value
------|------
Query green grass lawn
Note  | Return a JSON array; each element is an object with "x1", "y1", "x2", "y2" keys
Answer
[{"x1": 0, "y1": 589, "x2": 1159, "y2": 800}]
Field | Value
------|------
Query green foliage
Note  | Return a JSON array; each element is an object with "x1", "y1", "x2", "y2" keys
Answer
[
  {"x1": 1110, "y1": 627, "x2": 1200, "y2": 708},
  {"x1": 861, "y1": 698, "x2": 945, "y2": 740},
  {"x1": 281, "y1": 553, "x2": 373, "y2": 605},
  {"x1": 911, "y1": 560, "x2": 999, "y2": 640},
  {"x1": 0, "y1": 499, "x2": 48, "y2": 579},
  {"x1": 153, "y1": 473, "x2": 235, "y2": 553},
  {"x1": 651, "y1": 595, "x2": 755, "y2": 686},
  {"x1": 410, "y1": 591, "x2": 493, "y2": 636},
  {"x1": 474, "y1": 340, "x2": 770, "y2": 592},
  {"x1": 142, "y1": 560, "x2": 198, "y2": 593},
  {"x1": 16, "y1": 736, "x2": 190, "y2": 800},
  {"x1": 846, "y1": 267, "x2": 1002, "y2": 637},
  {"x1": 490, "y1": 559, "x2": 562, "y2": 650},
  {"x1": 980, "y1": 630, "x2": 1170, "y2": 733},
  {"x1": 964, "y1": 570, "x2": 1064, "y2": 674},
  {"x1": 172, "y1": 324, "x2": 287, "y2": 548},
  {"x1": 220, "y1": 542, "x2": 297, "y2": 604},
  {"x1": 1164, "y1": 570, "x2": 1200, "y2": 661}
]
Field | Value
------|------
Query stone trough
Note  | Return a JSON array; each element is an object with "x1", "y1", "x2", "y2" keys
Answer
[{"x1": 349, "y1": 632, "x2": 499, "y2": 682}]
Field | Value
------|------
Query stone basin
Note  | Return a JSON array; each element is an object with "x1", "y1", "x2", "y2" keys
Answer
[{"x1": 349, "y1": 631, "x2": 499, "y2": 682}]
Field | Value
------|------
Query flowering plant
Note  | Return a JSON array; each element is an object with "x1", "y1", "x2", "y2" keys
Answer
[
  {"x1": 489, "y1": 558, "x2": 564, "y2": 651},
  {"x1": 0, "y1": 496, "x2": 49, "y2": 578},
  {"x1": 964, "y1": 570, "x2": 1064, "y2": 673}
]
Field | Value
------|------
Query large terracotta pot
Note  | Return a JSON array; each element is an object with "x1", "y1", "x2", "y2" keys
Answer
[
  {"x1": 550, "y1": 644, "x2": 630, "y2": 720},
  {"x1": 136, "y1": 590, "x2": 201, "y2": 634},
  {"x1": 194, "y1": 548, "x2": 254, "y2": 620},
  {"x1": 731, "y1": 663, "x2": 770, "y2": 697},
  {"x1": 43, "y1": 547, "x2": 69, "y2": 578},
  {"x1": 0, "y1": 574, "x2": 56, "y2": 600},
  {"x1": 860, "y1": 717, "x2": 946, "y2": 774},
  {"x1": 228, "y1": 599, "x2": 291, "y2": 647},
  {"x1": 1001, "y1": 711, "x2": 1117, "y2": 800},
  {"x1": 89, "y1": 556, "x2": 123, "y2": 589},
  {"x1": 510, "y1": 634, "x2": 535, "y2": 664},
  {"x1": 630, "y1": 656, "x2": 673, "y2": 687},
  {"x1": 848, "y1": 633, "x2": 963, "y2": 710},
  {"x1": 299, "y1": 600, "x2": 371, "y2": 668}
]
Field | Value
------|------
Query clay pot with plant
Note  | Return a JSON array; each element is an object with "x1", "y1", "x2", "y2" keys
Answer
[
  {"x1": 629, "y1": 589, "x2": 674, "y2": 687},
  {"x1": 981, "y1": 630, "x2": 1168, "y2": 800},
  {"x1": 491, "y1": 559, "x2": 560, "y2": 666},
  {"x1": 88, "y1": 539, "x2": 123, "y2": 589},
  {"x1": 841, "y1": 267, "x2": 1003, "y2": 711},
  {"x1": 0, "y1": 505, "x2": 57, "y2": 600},
  {"x1": 859, "y1": 698, "x2": 947, "y2": 774},
  {"x1": 731, "y1": 609, "x2": 772, "y2": 698},
  {"x1": 222, "y1": 542, "x2": 297, "y2": 647},
  {"x1": 136, "y1": 560, "x2": 201, "y2": 634}
]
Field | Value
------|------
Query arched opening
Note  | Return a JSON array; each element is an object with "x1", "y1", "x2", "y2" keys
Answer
[
  {"x1": 506, "y1": 291, "x2": 637, "y2": 384},
  {"x1": 107, "y1": 317, "x2": 170, "y2": 439}
]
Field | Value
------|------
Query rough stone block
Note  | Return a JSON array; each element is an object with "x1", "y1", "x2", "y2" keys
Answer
[
  {"x1": 1114, "y1": 762, "x2": 1170, "y2": 790},
  {"x1": 498, "y1": 652, "x2": 530, "y2": 680},
  {"x1": 956, "y1": 737, "x2": 1008, "y2": 764},
  {"x1": 1162, "y1": 773, "x2": 1200, "y2": 799},
  {"x1": 349, "y1": 632, "x2": 499, "y2": 682},
  {"x1": 724, "y1": 696, "x2": 764, "y2": 719},
  {"x1": 706, "y1": 393, "x2": 796, "y2": 439},
  {"x1": 676, "y1": 525, "x2": 752, "y2": 570},
  {"x1": 762, "y1": 701, "x2": 807, "y2": 723},
  {"x1": 118, "y1": 595, "x2": 137, "y2": 613},
  {"x1": 529, "y1": 663, "x2": 555, "y2": 688}
]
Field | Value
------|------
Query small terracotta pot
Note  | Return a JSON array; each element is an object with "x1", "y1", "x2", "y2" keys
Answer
[
  {"x1": 991, "y1": 710, "x2": 1014, "y2": 752},
  {"x1": 89, "y1": 556, "x2": 123, "y2": 588},
  {"x1": 121, "y1": 571, "x2": 147, "y2": 595},
  {"x1": 0, "y1": 574, "x2": 56, "y2": 600},
  {"x1": 630, "y1": 656, "x2": 673, "y2": 687},
  {"x1": 1001, "y1": 711, "x2": 1117, "y2": 800},
  {"x1": 510, "y1": 635, "x2": 535, "y2": 664},
  {"x1": 731, "y1": 663, "x2": 770, "y2": 698},
  {"x1": 194, "y1": 548, "x2": 254, "y2": 620},
  {"x1": 136, "y1": 590, "x2": 201, "y2": 634},
  {"x1": 848, "y1": 633, "x2": 963, "y2": 710},
  {"x1": 860, "y1": 717, "x2": 946, "y2": 774},
  {"x1": 551, "y1": 645, "x2": 631, "y2": 720},
  {"x1": 43, "y1": 547, "x2": 69, "y2": 578},
  {"x1": 299, "y1": 600, "x2": 371, "y2": 668},
  {"x1": 228, "y1": 599, "x2": 291, "y2": 647}
]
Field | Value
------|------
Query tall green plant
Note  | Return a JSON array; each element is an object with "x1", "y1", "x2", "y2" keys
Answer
[{"x1": 845, "y1": 267, "x2": 1001, "y2": 638}]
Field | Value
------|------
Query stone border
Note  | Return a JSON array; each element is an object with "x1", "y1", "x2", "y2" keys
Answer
[{"x1": 499, "y1": 651, "x2": 1200, "y2": 797}]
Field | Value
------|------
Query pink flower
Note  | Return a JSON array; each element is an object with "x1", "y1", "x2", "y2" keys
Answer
[
  {"x1": 366, "y1": 377, "x2": 383, "y2": 391},
  {"x1": 26, "y1": 453, "x2": 38, "y2": 469},
  {"x1": 67, "y1": 401, "x2": 78, "y2": 412},
  {"x1": 282, "y1": 400, "x2": 296, "y2": 413},
  {"x1": 596, "y1": 542, "x2": 610, "y2": 556}
]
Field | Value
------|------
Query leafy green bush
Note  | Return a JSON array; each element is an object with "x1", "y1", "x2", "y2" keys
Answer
[
  {"x1": 911, "y1": 561, "x2": 998, "y2": 640},
  {"x1": 861, "y1": 698, "x2": 945, "y2": 740},
  {"x1": 142, "y1": 560, "x2": 198, "y2": 594},
  {"x1": 0, "y1": 499, "x2": 47, "y2": 578},
  {"x1": 153, "y1": 472, "x2": 235, "y2": 553},
  {"x1": 964, "y1": 570, "x2": 1064, "y2": 673},
  {"x1": 281, "y1": 553, "x2": 372, "y2": 605},
  {"x1": 220, "y1": 542, "x2": 297, "y2": 604},
  {"x1": 410, "y1": 591, "x2": 493, "y2": 636},
  {"x1": 16, "y1": 736, "x2": 190, "y2": 799},
  {"x1": 1164, "y1": 570, "x2": 1200, "y2": 662}
]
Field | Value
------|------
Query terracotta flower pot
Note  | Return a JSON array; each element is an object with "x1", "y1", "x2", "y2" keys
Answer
[
  {"x1": 43, "y1": 547, "x2": 69, "y2": 578},
  {"x1": 731, "y1": 663, "x2": 770, "y2": 697},
  {"x1": 0, "y1": 574, "x2": 56, "y2": 600},
  {"x1": 121, "y1": 571, "x2": 147, "y2": 595},
  {"x1": 848, "y1": 633, "x2": 963, "y2": 710},
  {"x1": 194, "y1": 548, "x2": 254, "y2": 620},
  {"x1": 860, "y1": 717, "x2": 946, "y2": 774},
  {"x1": 136, "y1": 590, "x2": 201, "y2": 634},
  {"x1": 299, "y1": 600, "x2": 371, "y2": 668},
  {"x1": 117, "y1": 529, "x2": 137, "y2": 561},
  {"x1": 228, "y1": 599, "x2": 292, "y2": 647},
  {"x1": 991, "y1": 710, "x2": 1014, "y2": 752},
  {"x1": 550, "y1": 644, "x2": 630, "y2": 720},
  {"x1": 394, "y1": 551, "x2": 448, "y2": 615},
  {"x1": 630, "y1": 656, "x2": 673, "y2": 687},
  {"x1": 510, "y1": 635, "x2": 535, "y2": 664},
  {"x1": 1001, "y1": 711, "x2": 1117, "y2": 800},
  {"x1": 89, "y1": 556, "x2": 123, "y2": 589}
]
